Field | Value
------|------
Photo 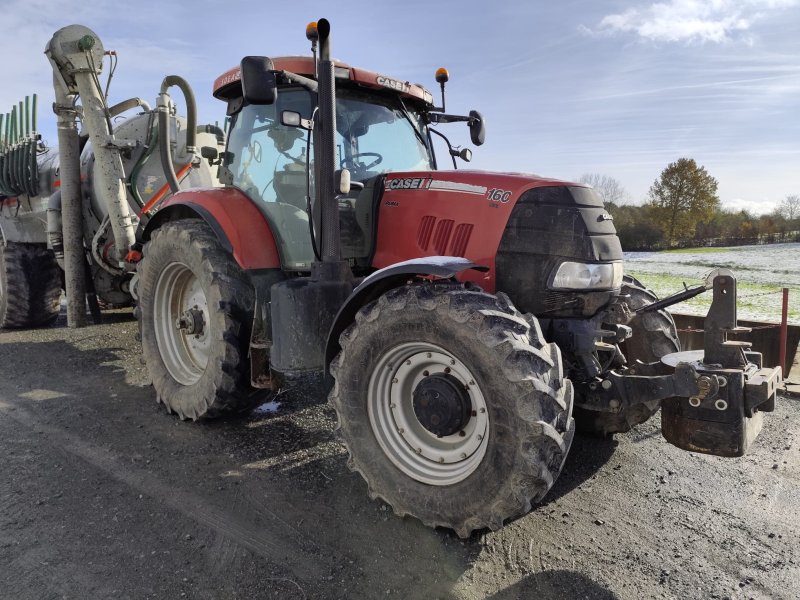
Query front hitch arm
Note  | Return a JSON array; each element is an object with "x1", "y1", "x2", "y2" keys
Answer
[{"x1": 579, "y1": 272, "x2": 782, "y2": 457}]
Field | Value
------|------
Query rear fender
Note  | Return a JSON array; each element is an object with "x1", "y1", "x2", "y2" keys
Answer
[
  {"x1": 324, "y1": 257, "x2": 488, "y2": 371},
  {"x1": 141, "y1": 188, "x2": 280, "y2": 270}
]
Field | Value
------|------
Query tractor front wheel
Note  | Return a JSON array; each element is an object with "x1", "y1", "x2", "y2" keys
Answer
[
  {"x1": 574, "y1": 276, "x2": 681, "y2": 435},
  {"x1": 138, "y1": 220, "x2": 257, "y2": 419},
  {"x1": 329, "y1": 284, "x2": 574, "y2": 538}
]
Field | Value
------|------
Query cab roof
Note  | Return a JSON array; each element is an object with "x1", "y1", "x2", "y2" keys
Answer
[{"x1": 213, "y1": 56, "x2": 435, "y2": 107}]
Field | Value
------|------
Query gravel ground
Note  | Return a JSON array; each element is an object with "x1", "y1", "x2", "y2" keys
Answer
[{"x1": 1, "y1": 310, "x2": 798, "y2": 599}]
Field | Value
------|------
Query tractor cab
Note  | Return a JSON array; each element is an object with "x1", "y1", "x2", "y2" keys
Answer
[
  {"x1": 212, "y1": 55, "x2": 481, "y2": 274},
  {"x1": 214, "y1": 57, "x2": 436, "y2": 273}
]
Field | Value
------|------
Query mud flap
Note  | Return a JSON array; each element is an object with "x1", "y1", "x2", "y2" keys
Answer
[{"x1": 660, "y1": 272, "x2": 781, "y2": 457}]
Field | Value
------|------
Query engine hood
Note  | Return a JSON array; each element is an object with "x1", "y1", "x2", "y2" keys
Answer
[{"x1": 382, "y1": 170, "x2": 584, "y2": 200}]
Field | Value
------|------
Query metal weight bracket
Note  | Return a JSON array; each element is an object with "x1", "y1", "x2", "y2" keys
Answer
[{"x1": 660, "y1": 271, "x2": 781, "y2": 456}]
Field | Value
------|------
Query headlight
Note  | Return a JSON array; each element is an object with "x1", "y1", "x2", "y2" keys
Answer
[{"x1": 550, "y1": 261, "x2": 623, "y2": 291}]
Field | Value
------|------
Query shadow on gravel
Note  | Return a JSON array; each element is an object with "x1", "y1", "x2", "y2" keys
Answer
[
  {"x1": 487, "y1": 570, "x2": 618, "y2": 599},
  {"x1": 543, "y1": 432, "x2": 619, "y2": 504},
  {"x1": 0, "y1": 338, "x2": 480, "y2": 598}
]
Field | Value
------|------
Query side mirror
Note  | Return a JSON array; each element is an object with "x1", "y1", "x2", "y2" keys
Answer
[
  {"x1": 201, "y1": 146, "x2": 219, "y2": 165},
  {"x1": 240, "y1": 56, "x2": 277, "y2": 105},
  {"x1": 469, "y1": 110, "x2": 485, "y2": 146},
  {"x1": 281, "y1": 110, "x2": 313, "y2": 131}
]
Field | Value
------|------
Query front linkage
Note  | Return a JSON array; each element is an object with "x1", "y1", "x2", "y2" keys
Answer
[{"x1": 570, "y1": 271, "x2": 781, "y2": 456}]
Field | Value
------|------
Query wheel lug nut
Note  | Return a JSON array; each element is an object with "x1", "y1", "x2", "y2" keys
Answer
[
  {"x1": 438, "y1": 457, "x2": 444, "y2": 463},
  {"x1": 450, "y1": 359, "x2": 455, "y2": 365}
]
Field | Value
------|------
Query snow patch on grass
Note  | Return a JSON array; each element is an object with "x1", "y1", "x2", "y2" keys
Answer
[{"x1": 625, "y1": 243, "x2": 799, "y2": 324}]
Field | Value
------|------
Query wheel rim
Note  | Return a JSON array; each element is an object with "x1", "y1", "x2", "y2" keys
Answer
[
  {"x1": 153, "y1": 262, "x2": 211, "y2": 385},
  {"x1": 368, "y1": 342, "x2": 489, "y2": 486}
]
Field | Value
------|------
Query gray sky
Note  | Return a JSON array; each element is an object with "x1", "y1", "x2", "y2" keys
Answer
[{"x1": 1, "y1": 0, "x2": 798, "y2": 214}]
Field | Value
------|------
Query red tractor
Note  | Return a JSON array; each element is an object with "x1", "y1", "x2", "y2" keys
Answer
[{"x1": 134, "y1": 19, "x2": 780, "y2": 537}]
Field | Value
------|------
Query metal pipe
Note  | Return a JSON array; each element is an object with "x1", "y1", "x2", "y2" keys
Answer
[
  {"x1": 315, "y1": 18, "x2": 341, "y2": 264},
  {"x1": 47, "y1": 25, "x2": 137, "y2": 263},
  {"x1": 24, "y1": 96, "x2": 30, "y2": 137},
  {"x1": 53, "y1": 77, "x2": 87, "y2": 328},
  {"x1": 32, "y1": 94, "x2": 37, "y2": 133},
  {"x1": 780, "y1": 288, "x2": 789, "y2": 375},
  {"x1": 72, "y1": 70, "x2": 137, "y2": 262}
]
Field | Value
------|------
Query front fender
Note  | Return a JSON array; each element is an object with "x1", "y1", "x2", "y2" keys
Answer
[
  {"x1": 324, "y1": 257, "x2": 489, "y2": 371},
  {"x1": 142, "y1": 187, "x2": 281, "y2": 270}
]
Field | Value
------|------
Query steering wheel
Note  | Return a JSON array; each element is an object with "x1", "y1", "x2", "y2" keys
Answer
[
  {"x1": 342, "y1": 152, "x2": 383, "y2": 171},
  {"x1": 248, "y1": 141, "x2": 262, "y2": 163}
]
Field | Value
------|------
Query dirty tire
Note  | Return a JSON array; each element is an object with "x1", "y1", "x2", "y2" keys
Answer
[
  {"x1": 574, "y1": 277, "x2": 680, "y2": 435},
  {"x1": 138, "y1": 220, "x2": 257, "y2": 420},
  {"x1": 0, "y1": 242, "x2": 62, "y2": 329},
  {"x1": 329, "y1": 283, "x2": 575, "y2": 538}
]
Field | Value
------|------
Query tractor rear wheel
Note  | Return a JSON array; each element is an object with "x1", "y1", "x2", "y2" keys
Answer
[
  {"x1": 329, "y1": 283, "x2": 574, "y2": 538},
  {"x1": 0, "y1": 242, "x2": 61, "y2": 329},
  {"x1": 574, "y1": 277, "x2": 680, "y2": 435},
  {"x1": 138, "y1": 220, "x2": 257, "y2": 419}
]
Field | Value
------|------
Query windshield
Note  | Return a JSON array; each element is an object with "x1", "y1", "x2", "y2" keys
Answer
[
  {"x1": 335, "y1": 90, "x2": 433, "y2": 176},
  {"x1": 224, "y1": 87, "x2": 434, "y2": 270}
]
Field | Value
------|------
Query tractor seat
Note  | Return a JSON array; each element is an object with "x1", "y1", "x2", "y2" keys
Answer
[{"x1": 273, "y1": 163, "x2": 307, "y2": 209}]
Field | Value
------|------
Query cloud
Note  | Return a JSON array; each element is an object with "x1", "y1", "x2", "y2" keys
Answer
[
  {"x1": 722, "y1": 197, "x2": 779, "y2": 216},
  {"x1": 591, "y1": 0, "x2": 798, "y2": 43}
]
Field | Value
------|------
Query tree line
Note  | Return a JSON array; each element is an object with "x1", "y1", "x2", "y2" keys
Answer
[{"x1": 579, "y1": 160, "x2": 800, "y2": 251}]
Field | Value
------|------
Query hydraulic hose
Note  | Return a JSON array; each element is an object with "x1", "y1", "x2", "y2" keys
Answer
[
  {"x1": 46, "y1": 190, "x2": 64, "y2": 267},
  {"x1": 159, "y1": 75, "x2": 196, "y2": 151},
  {"x1": 157, "y1": 75, "x2": 198, "y2": 195},
  {"x1": 108, "y1": 97, "x2": 152, "y2": 118},
  {"x1": 157, "y1": 108, "x2": 180, "y2": 194}
]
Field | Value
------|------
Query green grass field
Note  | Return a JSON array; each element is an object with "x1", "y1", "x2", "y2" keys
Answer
[{"x1": 626, "y1": 243, "x2": 799, "y2": 323}]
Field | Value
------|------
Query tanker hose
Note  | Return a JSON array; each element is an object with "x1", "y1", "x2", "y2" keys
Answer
[
  {"x1": 157, "y1": 108, "x2": 181, "y2": 194},
  {"x1": 108, "y1": 97, "x2": 152, "y2": 118},
  {"x1": 196, "y1": 124, "x2": 225, "y2": 146},
  {"x1": 159, "y1": 75, "x2": 196, "y2": 152},
  {"x1": 46, "y1": 190, "x2": 65, "y2": 267}
]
